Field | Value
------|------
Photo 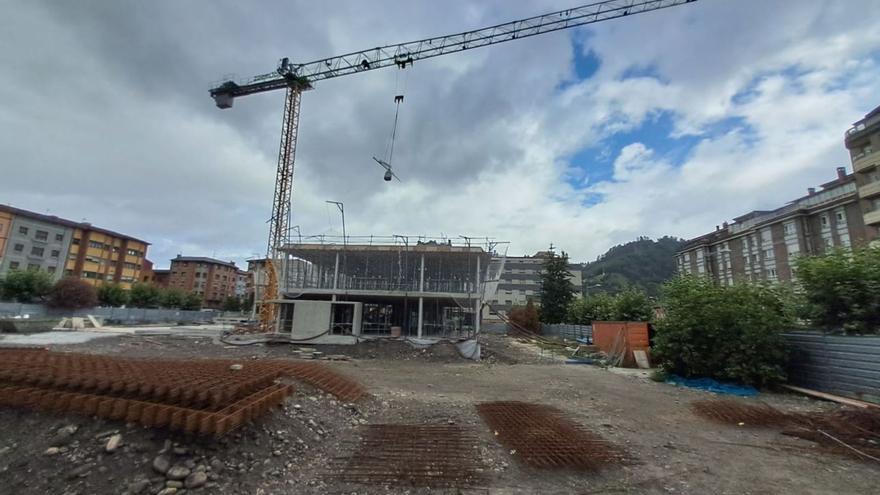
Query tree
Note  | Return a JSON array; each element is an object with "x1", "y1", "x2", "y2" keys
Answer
[
  {"x1": 47, "y1": 278, "x2": 98, "y2": 309},
  {"x1": 612, "y1": 288, "x2": 653, "y2": 321},
  {"x1": 97, "y1": 283, "x2": 129, "y2": 307},
  {"x1": 0, "y1": 270, "x2": 53, "y2": 303},
  {"x1": 222, "y1": 296, "x2": 241, "y2": 312},
  {"x1": 180, "y1": 292, "x2": 203, "y2": 311},
  {"x1": 794, "y1": 246, "x2": 880, "y2": 334},
  {"x1": 652, "y1": 275, "x2": 793, "y2": 387},
  {"x1": 129, "y1": 282, "x2": 162, "y2": 308},
  {"x1": 160, "y1": 288, "x2": 186, "y2": 309},
  {"x1": 539, "y1": 250, "x2": 576, "y2": 324},
  {"x1": 507, "y1": 299, "x2": 540, "y2": 333}
]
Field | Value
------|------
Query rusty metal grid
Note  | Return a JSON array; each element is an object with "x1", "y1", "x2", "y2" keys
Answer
[
  {"x1": 0, "y1": 382, "x2": 292, "y2": 436},
  {"x1": 332, "y1": 424, "x2": 485, "y2": 487},
  {"x1": 273, "y1": 361, "x2": 367, "y2": 402},
  {"x1": 477, "y1": 401, "x2": 624, "y2": 470},
  {"x1": 691, "y1": 399, "x2": 795, "y2": 427}
]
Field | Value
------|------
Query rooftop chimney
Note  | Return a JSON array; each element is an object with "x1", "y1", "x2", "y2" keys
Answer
[
  {"x1": 837, "y1": 166, "x2": 847, "y2": 180},
  {"x1": 715, "y1": 225, "x2": 720, "y2": 231},
  {"x1": 808, "y1": 187, "x2": 816, "y2": 195}
]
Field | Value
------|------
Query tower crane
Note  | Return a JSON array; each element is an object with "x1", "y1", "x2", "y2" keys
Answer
[{"x1": 210, "y1": 0, "x2": 697, "y2": 332}]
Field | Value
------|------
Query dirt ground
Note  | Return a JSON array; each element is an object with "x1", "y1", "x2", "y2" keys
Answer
[{"x1": 0, "y1": 332, "x2": 876, "y2": 494}]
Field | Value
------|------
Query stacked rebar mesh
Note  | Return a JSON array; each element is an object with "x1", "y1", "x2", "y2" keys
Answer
[{"x1": 0, "y1": 349, "x2": 366, "y2": 435}]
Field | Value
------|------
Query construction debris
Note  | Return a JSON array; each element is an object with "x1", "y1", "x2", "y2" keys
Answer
[
  {"x1": 0, "y1": 349, "x2": 367, "y2": 435},
  {"x1": 477, "y1": 401, "x2": 624, "y2": 470},
  {"x1": 692, "y1": 399, "x2": 880, "y2": 463},
  {"x1": 333, "y1": 424, "x2": 484, "y2": 487}
]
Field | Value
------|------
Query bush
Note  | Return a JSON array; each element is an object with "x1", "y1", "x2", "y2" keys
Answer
[
  {"x1": 180, "y1": 292, "x2": 202, "y2": 311},
  {"x1": 97, "y1": 283, "x2": 129, "y2": 307},
  {"x1": 160, "y1": 289, "x2": 186, "y2": 309},
  {"x1": 652, "y1": 276, "x2": 792, "y2": 387},
  {"x1": 507, "y1": 299, "x2": 540, "y2": 333},
  {"x1": 47, "y1": 278, "x2": 98, "y2": 309},
  {"x1": 567, "y1": 288, "x2": 653, "y2": 324},
  {"x1": 222, "y1": 296, "x2": 241, "y2": 312},
  {"x1": 0, "y1": 270, "x2": 53, "y2": 303},
  {"x1": 794, "y1": 246, "x2": 880, "y2": 334}
]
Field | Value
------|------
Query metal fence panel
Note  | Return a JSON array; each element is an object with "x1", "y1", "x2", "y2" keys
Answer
[
  {"x1": 541, "y1": 324, "x2": 592, "y2": 341},
  {"x1": 0, "y1": 302, "x2": 219, "y2": 325},
  {"x1": 783, "y1": 331, "x2": 880, "y2": 404}
]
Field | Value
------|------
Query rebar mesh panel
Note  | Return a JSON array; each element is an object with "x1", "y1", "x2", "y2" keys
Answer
[
  {"x1": 477, "y1": 401, "x2": 624, "y2": 470},
  {"x1": 332, "y1": 424, "x2": 484, "y2": 487}
]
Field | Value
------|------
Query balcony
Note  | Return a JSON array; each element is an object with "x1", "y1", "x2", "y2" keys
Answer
[
  {"x1": 852, "y1": 148, "x2": 879, "y2": 173},
  {"x1": 864, "y1": 209, "x2": 880, "y2": 227},
  {"x1": 859, "y1": 180, "x2": 880, "y2": 199}
]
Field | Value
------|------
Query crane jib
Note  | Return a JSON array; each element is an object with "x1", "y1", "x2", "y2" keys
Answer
[{"x1": 209, "y1": 0, "x2": 696, "y2": 106}]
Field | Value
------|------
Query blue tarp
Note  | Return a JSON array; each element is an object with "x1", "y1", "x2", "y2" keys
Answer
[{"x1": 665, "y1": 374, "x2": 759, "y2": 397}]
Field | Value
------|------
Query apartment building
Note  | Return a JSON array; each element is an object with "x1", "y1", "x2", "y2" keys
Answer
[
  {"x1": 235, "y1": 270, "x2": 249, "y2": 298},
  {"x1": 167, "y1": 256, "x2": 239, "y2": 309},
  {"x1": 676, "y1": 168, "x2": 872, "y2": 284},
  {"x1": 485, "y1": 251, "x2": 583, "y2": 318},
  {"x1": 845, "y1": 104, "x2": 880, "y2": 241},
  {"x1": 0, "y1": 205, "x2": 149, "y2": 288}
]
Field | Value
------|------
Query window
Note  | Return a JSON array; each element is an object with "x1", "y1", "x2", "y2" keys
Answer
[
  {"x1": 82, "y1": 271, "x2": 97, "y2": 279},
  {"x1": 820, "y1": 215, "x2": 828, "y2": 227},
  {"x1": 767, "y1": 268, "x2": 777, "y2": 279},
  {"x1": 31, "y1": 247, "x2": 44, "y2": 257},
  {"x1": 18, "y1": 226, "x2": 28, "y2": 235},
  {"x1": 127, "y1": 249, "x2": 140, "y2": 257},
  {"x1": 55, "y1": 233, "x2": 63, "y2": 242},
  {"x1": 13, "y1": 243, "x2": 23, "y2": 252},
  {"x1": 35, "y1": 230, "x2": 48, "y2": 241},
  {"x1": 47, "y1": 266, "x2": 57, "y2": 274},
  {"x1": 836, "y1": 211, "x2": 845, "y2": 223},
  {"x1": 763, "y1": 249, "x2": 773, "y2": 260},
  {"x1": 72, "y1": 238, "x2": 80, "y2": 245},
  {"x1": 9, "y1": 261, "x2": 19, "y2": 270},
  {"x1": 27, "y1": 263, "x2": 40, "y2": 271},
  {"x1": 51, "y1": 250, "x2": 60, "y2": 258},
  {"x1": 89, "y1": 241, "x2": 104, "y2": 249},
  {"x1": 783, "y1": 222, "x2": 794, "y2": 235}
]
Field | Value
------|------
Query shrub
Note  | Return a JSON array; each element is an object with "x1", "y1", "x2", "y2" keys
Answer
[
  {"x1": 160, "y1": 289, "x2": 186, "y2": 309},
  {"x1": 0, "y1": 270, "x2": 53, "y2": 303},
  {"x1": 97, "y1": 283, "x2": 129, "y2": 307},
  {"x1": 47, "y1": 278, "x2": 98, "y2": 309},
  {"x1": 222, "y1": 296, "x2": 242, "y2": 312},
  {"x1": 508, "y1": 299, "x2": 540, "y2": 333},
  {"x1": 567, "y1": 288, "x2": 653, "y2": 324},
  {"x1": 794, "y1": 246, "x2": 880, "y2": 334},
  {"x1": 652, "y1": 276, "x2": 792, "y2": 387},
  {"x1": 181, "y1": 292, "x2": 203, "y2": 311}
]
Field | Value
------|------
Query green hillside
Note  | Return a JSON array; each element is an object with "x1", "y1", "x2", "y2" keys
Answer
[{"x1": 581, "y1": 236, "x2": 684, "y2": 297}]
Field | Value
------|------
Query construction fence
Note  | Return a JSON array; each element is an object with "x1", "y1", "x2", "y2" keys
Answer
[
  {"x1": 783, "y1": 331, "x2": 880, "y2": 405},
  {"x1": 541, "y1": 323, "x2": 592, "y2": 341},
  {"x1": 0, "y1": 302, "x2": 227, "y2": 325}
]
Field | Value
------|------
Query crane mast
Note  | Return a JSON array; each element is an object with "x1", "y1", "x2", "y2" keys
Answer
[{"x1": 211, "y1": 0, "x2": 697, "y2": 332}]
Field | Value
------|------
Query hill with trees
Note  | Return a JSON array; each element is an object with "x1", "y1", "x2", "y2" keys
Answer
[{"x1": 582, "y1": 236, "x2": 684, "y2": 297}]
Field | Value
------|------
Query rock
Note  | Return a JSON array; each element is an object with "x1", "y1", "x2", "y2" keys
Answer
[
  {"x1": 153, "y1": 455, "x2": 172, "y2": 474},
  {"x1": 51, "y1": 425, "x2": 79, "y2": 447},
  {"x1": 44, "y1": 447, "x2": 60, "y2": 456},
  {"x1": 156, "y1": 488, "x2": 178, "y2": 495},
  {"x1": 229, "y1": 364, "x2": 243, "y2": 371},
  {"x1": 166, "y1": 480, "x2": 184, "y2": 488},
  {"x1": 184, "y1": 459, "x2": 196, "y2": 469},
  {"x1": 95, "y1": 429, "x2": 118, "y2": 440},
  {"x1": 67, "y1": 464, "x2": 92, "y2": 479},
  {"x1": 209, "y1": 459, "x2": 224, "y2": 473},
  {"x1": 166, "y1": 465, "x2": 191, "y2": 480},
  {"x1": 173, "y1": 447, "x2": 188, "y2": 456},
  {"x1": 105, "y1": 434, "x2": 123, "y2": 453},
  {"x1": 127, "y1": 479, "x2": 150, "y2": 494},
  {"x1": 184, "y1": 471, "x2": 208, "y2": 489}
]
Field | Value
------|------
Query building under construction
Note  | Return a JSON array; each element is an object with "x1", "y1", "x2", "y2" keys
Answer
[{"x1": 270, "y1": 237, "x2": 503, "y2": 344}]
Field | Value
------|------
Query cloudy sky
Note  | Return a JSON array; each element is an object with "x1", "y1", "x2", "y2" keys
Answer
[{"x1": 2, "y1": 0, "x2": 879, "y2": 268}]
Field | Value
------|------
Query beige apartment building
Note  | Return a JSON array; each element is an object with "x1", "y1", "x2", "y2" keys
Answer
[
  {"x1": 845, "y1": 104, "x2": 880, "y2": 240},
  {"x1": 676, "y1": 168, "x2": 872, "y2": 284}
]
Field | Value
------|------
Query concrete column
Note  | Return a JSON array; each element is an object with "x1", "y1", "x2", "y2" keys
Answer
[
  {"x1": 332, "y1": 252, "x2": 340, "y2": 290},
  {"x1": 475, "y1": 256, "x2": 481, "y2": 336},
  {"x1": 417, "y1": 297, "x2": 424, "y2": 338}
]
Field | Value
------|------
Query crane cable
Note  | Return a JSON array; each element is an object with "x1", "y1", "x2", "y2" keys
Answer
[{"x1": 384, "y1": 68, "x2": 409, "y2": 164}]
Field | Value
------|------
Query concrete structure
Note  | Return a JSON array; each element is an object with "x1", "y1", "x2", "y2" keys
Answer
[
  {"x1": 844, "y1": 104, "x2": 880, "y2": 241},
  {"x1": 168, "y1": 256, "x2": 240, "y2": 309},
  {"x1": 0, "y1": 205, "x2": 149, "y2": 287},
  {"x1": 676, "y1": 168, "x2": 872, "y2": 284},
  {"x1": 484, "y1": 251, "x2": 583, "y2": 319},
  {"x1": 273, "y1": 237, "x2": 493, "y2": 343}
]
